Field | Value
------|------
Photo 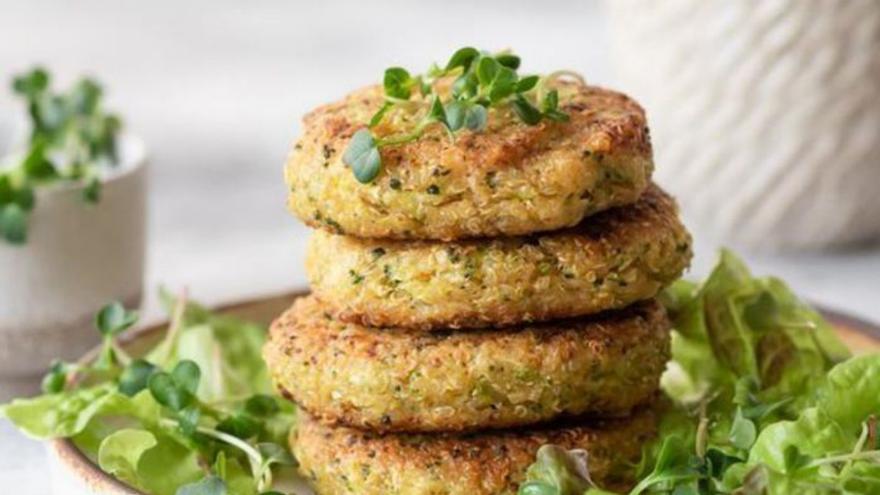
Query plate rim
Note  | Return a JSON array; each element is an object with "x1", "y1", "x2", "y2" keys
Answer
[{"x1": 46, "y1": 291, "x2": 880, "y2": 494}]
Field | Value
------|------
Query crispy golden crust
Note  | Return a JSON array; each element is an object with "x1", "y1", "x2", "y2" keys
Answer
[
  {"x1": 307, "y1": 184, "x2": 691, "y2": 330},
  {"x1": 286, "y1": 81, "x2": 653, "y2": 240},
  {"x1": 292, "y1": 407, "x2": 657, "y2": 495},
  {"x1": 264, "y1": 296, "x2": 670, "y2": 433}
]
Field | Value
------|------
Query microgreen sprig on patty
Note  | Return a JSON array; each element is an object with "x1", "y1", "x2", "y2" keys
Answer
[{"x1": 343, "y1": 47, "x2": 582, "y2": 183}]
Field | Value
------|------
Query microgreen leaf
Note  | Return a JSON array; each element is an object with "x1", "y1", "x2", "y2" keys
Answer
[
  {"x1": 342, "y1": 129, "x2": 381, "y2": 183},
  {"x1": 0, "y1": 176, "x2": 12, "y2": 205},
  {"x1": 41, "y1": 360, "x2": 69, "y2": 394},
  {"x1": 0, "y1": 204, "x2": 28, "y2": 244},
  {"x1": 476, "y1": 56, "x2": 500, "y2": 86},
  {"x1": 148, "y1": 373, "x2": 187, "y2": 412},
  {"x1": 541, "y1": 90, "x2": 569, "y2": 122},
  {"x1": 445, "y1": 101, "x2": 467, "y2": 131},
  {"x1": 427, "y1": 95, "x2": 448, "y2": 125},
  {"x1": 70, "y1": 79, "x2": 102, "y2": 114},
  {"x1": 512, "y1": 95, "x2": 543, "y2": 125},
  {"x1": 496, "y1": 53, "x2": 521, "y2": 69},
  {"x1": 465, "y1": 105, "x2": 488, "y2": 131},
  {"x1": 22, "y1": 141, "x2": 58, "y2": 180},
  {"x1": 244, "y1": 395, "x2": 280, "y2": 417},
  {"x1": 383, "y1": 67, "x2": 412, "y2": 99},
  {"x1": 542, "y1": 89, "x2": 560, "y2": 113},
  {"x1": 177, "y1": 406, "x2": 201, "y2": 436},
  {"x1": 445, "y1": 47, "x2": 480, "y2": 71},
  {"x1": 12, "y1": 67, "x2": 49, "y2": 97},
  {"x1": 118, "y1": 359, "x2": 158, "y2": 397},
  {"x1": 488, "y1": 66, "x2": 518, "y2": 103},
  {"x1": 14, "y1": 186, "x2": 35, "y2": 211},
  {"x1": 148, "y1": 360, "x2": 202, "y2": 413},
  {"x1": 217, "y1": 414, "x2": 260, "y2": 439},
  {"x1": 83, "y1": 177, "x2": 102, "y2": 203},
  {"x1": 517, "y1": 75, "x2": 540, "y2": 92},
  {"x1": 452, "y1": 72, "x2": 478, "y2": 99},
  {"x1": 95, "y1": 301, "x2": 139, "y2": 337},
  {"x1": 172, "y1": 360, "x2": 201, "y2": 397}
]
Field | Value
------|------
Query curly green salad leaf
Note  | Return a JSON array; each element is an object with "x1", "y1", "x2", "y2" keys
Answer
[
  {"x1": 519, "y1": 249, "x2": 880, "y2": 495},
  {"x1": 0, "y1": 291, "x2": 295, "y2": 495}
]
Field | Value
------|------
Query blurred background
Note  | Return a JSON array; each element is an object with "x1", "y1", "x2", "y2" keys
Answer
[{"x1": 1, "y1": 0, "x2": 879, "y2": 491}]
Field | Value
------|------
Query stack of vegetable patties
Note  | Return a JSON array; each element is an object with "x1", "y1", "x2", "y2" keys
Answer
[{"x1": 264, "y1": 78, "x2": 692, "y2": 494}]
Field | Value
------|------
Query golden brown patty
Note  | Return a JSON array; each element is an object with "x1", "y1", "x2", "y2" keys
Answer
[
  {"x1": 306, "y1": 184, "x2": 691, "y2": 330},
  {"x1": 264, "y1": 296, "x2": 670, "y2": 433},
  {"x1": 292, "y1": 407, "x2": 657, "y2": 495},
  {"x1": 285, "y1": 81, "x2": 653, "y2": 240}
]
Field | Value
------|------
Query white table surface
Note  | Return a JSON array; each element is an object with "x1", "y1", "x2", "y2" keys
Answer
[{"x1": 2, "y1": 1, "x2": 878, "y2": 493}]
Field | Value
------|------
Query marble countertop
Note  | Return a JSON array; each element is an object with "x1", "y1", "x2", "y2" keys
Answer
[{"x1": 2, "y1": 1, "x2": 878, "y2": 493}]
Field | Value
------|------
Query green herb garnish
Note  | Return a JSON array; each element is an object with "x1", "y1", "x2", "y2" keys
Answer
[
  {"x1": 0, "y1": 291, "x2": 296, "y2": 495},
  {"x1": 518, "y1": 250, "x2": 880, "y2": 494},
  {"x1": 0, "y1": 67, "x2": 123, "y2": 245},
  {"x1": 342, "y1": 47, "x2": 582, "y2": 183}
]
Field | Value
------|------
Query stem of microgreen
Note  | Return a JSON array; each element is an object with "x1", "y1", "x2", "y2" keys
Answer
[
  {"x1": 695, "y1": 400, "x2": 710, "y2": 459},
  {"x1": 376, "y1": 118, "x2": 438, "y2": 147},
  {"x1": 155, "y1": 288, "x2": 189, "y2": 367},
  {"x1": 159, "y1": 418, "x2": 272, "y2": 490},
  {"x1": 844, "y1": 422, "x2": 871, "y2": 474},
  {"x1": 806, "y1": 450, "x2": 880, "y2": 468},
  {"x1": 110, "y1": 340, "x2": 133, "y2": 366}
]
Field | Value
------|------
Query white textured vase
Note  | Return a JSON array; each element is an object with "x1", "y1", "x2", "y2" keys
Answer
[
  {"x1": 0, "y1": 136, "x2": 147, "y2": 397},
  {"x1": 606, "y1": 0, "x2": 880, "y2": 251}
]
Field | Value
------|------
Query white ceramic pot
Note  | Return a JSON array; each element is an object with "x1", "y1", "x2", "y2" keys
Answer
[
  {"x1": 0, "y1": 136, "x2": 147, "y2": 397},
  {"x1": 605, "y1": 0, "x2": 880, "y2": 251}
]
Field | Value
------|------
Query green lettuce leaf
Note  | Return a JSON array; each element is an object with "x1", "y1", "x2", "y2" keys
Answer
[
  {"x1": 517, "y1": 250, "x2": 869, "y2": 495},
  {"x1": 518, "y1": 445, "x2": 595, "y2": 495},
  {"x1": 662, "y1": 249, "x2": 850, "y2": 412},
  {"x1": 97, "y1": 428, "x2": 158, "y2": 488},
  {"x1": 0, "y1": 385, "x2": 118, "y2": 439},
  {"x1": 739, "y1": 355, "x2": 880, "y2": 493}
]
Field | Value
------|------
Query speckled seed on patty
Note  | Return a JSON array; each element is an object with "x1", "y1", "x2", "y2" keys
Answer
[
  {"x1": 285, "y1": 80, "x2": 653, "y2": 241},
  {"x1": 291, "y1": 407, "x2": 658, "y2": 495},
  {"x1": 263, "y1": 295, "x2": 670, "y2": 433},
  {"x1": 306, "y1": 184, "x2": 691, "y2": 331}
]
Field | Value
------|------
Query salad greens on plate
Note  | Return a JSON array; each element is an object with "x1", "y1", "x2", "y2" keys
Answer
[
  {"x1": 1, "y1": 290, "x2": 296, "y2": 495},
  {"x1": 2, "y1": 250, "x2": 879, "y2": 494},
  {"x1": 520, "y1": 250, "x2": 879, "y2": 495}
]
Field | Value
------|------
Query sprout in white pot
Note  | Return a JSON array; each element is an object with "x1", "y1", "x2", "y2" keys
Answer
[
  {"x1": 0, "y1": 68, "x2": 147, "y2": 396},
  {"x1": 0, "y1": 68, "x2": 123, "y2": 244}
]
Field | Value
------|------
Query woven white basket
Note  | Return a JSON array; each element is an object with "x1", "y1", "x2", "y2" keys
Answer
[{"x1": 606, "y1": 0, "x2": 880, "y2": 251}]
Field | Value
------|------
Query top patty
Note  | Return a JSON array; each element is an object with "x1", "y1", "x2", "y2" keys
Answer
[{"x1": 286, "y1": 81, "x2": 653, "y2": 240}]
